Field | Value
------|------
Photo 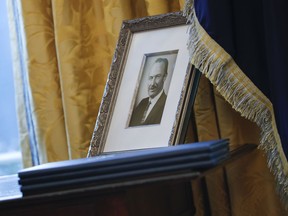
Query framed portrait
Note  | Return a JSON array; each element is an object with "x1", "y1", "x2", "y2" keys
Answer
[{"x1": 88, "y1": 12, "x2": 199, "y2": 156}]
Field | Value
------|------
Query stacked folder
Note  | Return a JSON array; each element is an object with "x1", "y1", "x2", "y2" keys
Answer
[{"x1": 18, "y1": 139, "x2": 229, "y2": 196}]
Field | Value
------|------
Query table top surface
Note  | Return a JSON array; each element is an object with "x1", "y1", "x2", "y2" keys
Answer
[{"x1": 0, "y1": 144, "x2": 256, "y2": 208}]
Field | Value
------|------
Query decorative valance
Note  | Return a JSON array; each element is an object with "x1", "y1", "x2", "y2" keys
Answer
[{"x1": 184, "y1": 0, "x2": 288, "y2": 207}]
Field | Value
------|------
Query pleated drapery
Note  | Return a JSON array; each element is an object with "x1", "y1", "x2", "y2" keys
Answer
[
  {"x1": 192, "y1": 77, "x2": 287, "y2": 215},
  {"x1": 8, "y1": 0, "x2": 185, "y2": 166},
  {"x1": 183, "y1": 0, "x2": 288, "y2": 213}
]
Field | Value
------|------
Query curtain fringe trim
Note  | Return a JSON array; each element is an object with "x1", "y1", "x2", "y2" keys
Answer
[{"x1": 183, "y1": 0, "x2": 288, "y2": 208}]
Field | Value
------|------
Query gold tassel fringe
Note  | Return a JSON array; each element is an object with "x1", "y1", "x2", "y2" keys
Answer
[{"x1": 183, "y1": 0, "x2": 288, "y2": 207}]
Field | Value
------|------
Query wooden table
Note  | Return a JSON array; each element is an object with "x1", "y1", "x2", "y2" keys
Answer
[{"x1": 0, "y1": 144, "x2": 256, "y2": 216}]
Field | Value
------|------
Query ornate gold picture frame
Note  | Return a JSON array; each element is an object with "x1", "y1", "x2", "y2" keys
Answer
[{"x1": 88, "y1": 12, "x2": 198, "y2": 156}]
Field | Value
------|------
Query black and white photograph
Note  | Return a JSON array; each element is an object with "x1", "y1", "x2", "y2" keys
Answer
[
  {"x1": 88, "y1": 13, "x2": 195, "y2": 154},
  {"x1": 129, "y1": 51, "x2": 178, "y2": 127}
]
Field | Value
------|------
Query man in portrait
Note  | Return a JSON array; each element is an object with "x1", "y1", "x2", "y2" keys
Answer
[{"x1": 129, "y1": 57, "x2": 169, "y2": 127}]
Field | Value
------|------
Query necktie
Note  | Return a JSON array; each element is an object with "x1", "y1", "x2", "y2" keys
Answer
[{"x1": 141, "y1": 101, "x2": 151, "y2": 124}]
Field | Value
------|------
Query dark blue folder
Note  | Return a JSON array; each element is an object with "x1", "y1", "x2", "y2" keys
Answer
[
  {"x1": 19, "y1": 139, "x2": 228, "y2": 178},
  {"x1": 18, "y1": 139, "x2": 229, "y2": 196}
]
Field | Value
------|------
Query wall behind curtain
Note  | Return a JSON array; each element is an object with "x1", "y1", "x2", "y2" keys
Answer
[{"x1": 9, "y1": 0, "x2": 185, "y2": 166}]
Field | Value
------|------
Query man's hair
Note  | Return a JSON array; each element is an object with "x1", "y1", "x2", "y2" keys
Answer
[{"x1": 155, "y1": 58, "x2": 168, "y2": 76}]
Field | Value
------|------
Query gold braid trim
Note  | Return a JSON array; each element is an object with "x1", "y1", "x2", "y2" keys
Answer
[{"x1": 184, "y1": 0, "x2": 288, "y2": 207}]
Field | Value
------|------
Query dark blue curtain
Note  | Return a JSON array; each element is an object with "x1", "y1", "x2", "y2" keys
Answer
[{"x1": 194, "y1": 0, "x2": 288, "y2": 157}]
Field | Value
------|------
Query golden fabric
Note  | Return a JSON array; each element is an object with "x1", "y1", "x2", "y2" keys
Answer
[
  {"x1": 7, "y1": 0, "x2": 33, "y2": 168},
  {"x1": 183, "y1": 0, "x2": 288, "y2": 213},
  {"x1": 193, "y1": 76, "x2": 287, "y2": 215},
  {"x1": 226, "y1": 149, "x2": 287, "y2": 216},
  {"x1": 9, "y1": 0, "x2": 286, "y2": 214},
  {"x1": 193, "y1": 76, "x2": 220, "y2": 141},
  {"x1": 213, "y1": 87, "x2": 261, "y2": 151},
  {"x1": 11, "y1": 0, "x2": 182, "y2": 164}
]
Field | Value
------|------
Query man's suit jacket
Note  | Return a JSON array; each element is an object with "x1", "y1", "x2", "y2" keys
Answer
[{"x1": 129, "y1": 92, "x2": 167, "y2": 126}]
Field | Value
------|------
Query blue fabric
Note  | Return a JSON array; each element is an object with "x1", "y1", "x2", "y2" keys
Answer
[{"x1": 195, "y1": 0, "x2": 288, "y2": 157}]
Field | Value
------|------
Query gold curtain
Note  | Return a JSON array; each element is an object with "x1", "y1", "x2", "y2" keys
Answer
[
  {"x1": 192, "y1": 77, "x2": 287, "y2": 215},
  {"x1": 9, "y1": 0, "x2": 185, "y2": 166}
]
